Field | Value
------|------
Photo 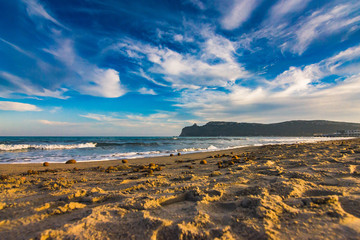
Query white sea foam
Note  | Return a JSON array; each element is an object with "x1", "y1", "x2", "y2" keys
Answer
[
  {"x1": 0, "y1": 136, "x2": 354, "y2": 164},
  {"x1": 0, "y1": 142, "x2": 97, "y2": 151},
  {"x1": 110, "y1": 151, "x2": 162, "y2": 158},
  {"x1": 207, "y1": 145, "x2": 218, "y2": 150},
  {"x1": 178, "y1": 147, "x2": 206, "y2": 152}
]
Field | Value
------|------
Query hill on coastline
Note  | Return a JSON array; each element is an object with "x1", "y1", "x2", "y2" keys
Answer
[{"x1": 179, "y1": 120, "x2": 360, "y2": 137}]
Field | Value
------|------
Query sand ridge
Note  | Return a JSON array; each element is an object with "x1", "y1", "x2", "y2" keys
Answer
[{"x1": 1, "y1": 139, "x2": 360, "y2": 239}]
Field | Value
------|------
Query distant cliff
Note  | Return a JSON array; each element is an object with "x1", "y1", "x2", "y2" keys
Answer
[{"x1": 179, "y1": 120, "x2": 360, "y2": 137}]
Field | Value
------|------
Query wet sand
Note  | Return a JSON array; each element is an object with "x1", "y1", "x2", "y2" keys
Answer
[{"x1": 1, "y1": 138, "x2": 360, "y2": 239}]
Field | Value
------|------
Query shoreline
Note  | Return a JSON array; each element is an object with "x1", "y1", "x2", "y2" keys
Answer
[
  {"x1": 1, "y1": 137, "x2": 360, "y2": 239},
  {"x1": 0, "y1": 138, "x2": 356, "y2": 175},
  {"x1": 0, "y1": 144, "x2": 260, "y2": 175},
  {"x1": 0, "y1": 136, "x2": 353, "y2": 167},
  {"x1": 0, "y1": 137, "x2": 351, "y2": 173}
]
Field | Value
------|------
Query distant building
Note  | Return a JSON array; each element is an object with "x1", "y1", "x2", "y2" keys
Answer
[
  {"x1": 336, "y1": 129, "x2": 360, "y2": 136},
  {"x1": 316, "y1": 129, "x2": 360, "y2": 137}
]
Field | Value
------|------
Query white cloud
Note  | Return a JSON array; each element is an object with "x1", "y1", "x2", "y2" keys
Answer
[
  {"x1": 0, "y1": 38, "x2": 34, "y2": 58},
  {"x1": 21, "y1": 0, "x2": 126, "y2": 99},
  {"x1": 49, "y1": 106, "x2": 62, "y2": 113},
  {"x1": 137, "y1": 69, "x2": 168, "y2": 87},
  {"x1": 39, "y1": 120, "x2": 77, "y2": 126},
  {"x1": 22, "y1": 0, "x2": 68, "y2": 29},
  {"x1": 292, "y1": 4, "x2": 360, "y2": 54},
  {"x1": 174, "y1": 34, "x2": 184, "y2": 42},
  {"x1": 138, "y1": 87, "x2": 157, "y2": 95},
  {"x1": 148, "y1": 47, "x2": 246, "y2": 86},
  {"x1": 0, "y1": 71, "x2": 68, "y2": 99},
  {"x1": 176, "y1": 44, "x2": 360, "y2": 122},
  {"x1": 114, "y1": 32, "x2": 248, "y2": 89},
  {"x1": 177, "y1": 75, "x2": 360, "y2": 123},
  {"x1": 82, "y1": 69, "x2": 126, "y2": 98},
  {"x1": 324, "y1": 44, "x2": 360, "y2": 74},
  {"x1": 45, "y1": 40, "x2": 126, "y2": 98},
  {"x1": 0, "y1": 101, "x2": 41, "y2": 111},
  {"x1": 269, "y1": 0, "x2": 311, "y2": 22},
  {"x1": 126, "y1": 112, "x2": 173, "y2": 122},
  {"x1": 187, "y1": 0, "x2": 206, "y2": 10},
  {"x1": 202, "y1": 32, "x2": 236, "y2": 63},
  {"x1": 171, "y1": 33, "x2": 194, "y2": 43},
  {"x1": 220, "y1": 0, "x2": 260, "y2": 30},
  {"x1": 80, "y1": 113, "x2": 119, "y2": 122},
  {"x1": 270, "y1": 65, "x2": 322, "y2": 97},
  {"x1": 239, "y1": 2, "x2": 360, "y2": 56}
]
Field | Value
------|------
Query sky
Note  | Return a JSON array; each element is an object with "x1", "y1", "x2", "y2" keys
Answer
[{"x1": 0, "y1": 0, "x2": 360, "y2": 136}]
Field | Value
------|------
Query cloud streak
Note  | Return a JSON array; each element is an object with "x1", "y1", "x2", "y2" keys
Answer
[
  {"x1": 0, "y1": 71, "x2": 68, "y2": 99},
  {"x1": 44, "y1": 39, "x2": 126, "y2": 98},
  {"x1": 22, "y1": 0, "x2": 68, "y2": 29},
  {"x1": 220, "y1": 0, "x2": 261, "y2": 30},
  {"x1": 138, "y1": 87, "x2": 157, "y2": 95},
  {"x1": 289, "y1": 3, "x2": 360, "y2": 54},
  {"x1": 0, "y1": 101, "x2": 42, "y2": 111},
  {"x1": 39, "y1": 120, "x2": 78, "y2": 126},
  {"x1": 268, "y1": 0, "x2": 311, "y2": 23}
]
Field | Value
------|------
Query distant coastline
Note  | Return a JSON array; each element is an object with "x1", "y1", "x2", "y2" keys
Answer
[{"x1": 180, "y1": 120, "x2": 360, "y2": 137}]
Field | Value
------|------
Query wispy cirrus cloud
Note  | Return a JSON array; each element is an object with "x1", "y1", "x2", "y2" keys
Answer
[
  {"x1": 20, "y1": 0, "x2": 126, "y2": 99},
  {"x1": 324, "y1": 44, "x2": 360, "y2": 74},
  {"x1": 38, "y1": 120, "x2": 78, "y2": 126},
  {"x1": 136, "y1": 69, "x2": 169, "y2": 87},
  {"x1": 0, "y1": 101, "x2": 42, "y2": 111},
  {"x1": 236, "y1": 1, "x2": 360, "y2": 56},
  {"x1": 220, "y1": 0, "x2": 261, "y2": 30},
  {"x1": 0, "y1": 37, "x2": 35, "y2": 59},
  {"x1": 287, "y1": 3, "x2": 360, "y2": 54},
  {"x1": 80, "y1": 113, "x2": 120, "y2": 122},
  {"x1": 22, "y1": 0, "x2": 68, "y2": 29},
  {"x1": 44, "y1": 38, "x2": 126, "y2": 98},
  {"x1": 268, "y1": 0, "x2": 311, "y2": 23},
  {"x1": 0, "y1": 71, "x2": 68, "y2": 99},
  {"x1": 187, "y1": 0, "x2": 206, "y2": 10},
  {"x1": 138, "y1": 87, "x2": 157, "y2": 95}
]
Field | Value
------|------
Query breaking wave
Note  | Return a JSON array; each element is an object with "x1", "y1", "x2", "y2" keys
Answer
[{"x1": 0, "y1": 142, "x2": 97, "y2": 151}]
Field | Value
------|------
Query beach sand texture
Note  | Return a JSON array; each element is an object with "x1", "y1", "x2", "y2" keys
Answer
[{"x1": 1, "y1": 138, "x2": 360, "y2": 239}]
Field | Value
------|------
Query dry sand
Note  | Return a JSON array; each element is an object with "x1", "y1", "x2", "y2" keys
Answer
[{"x1": 1, "y1": 138, "x2": 360, "y2": 240}]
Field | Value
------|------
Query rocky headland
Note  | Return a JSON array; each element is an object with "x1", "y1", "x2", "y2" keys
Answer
[{"x1": 180, "y1": 120, "x2": 360, "y2": 137}]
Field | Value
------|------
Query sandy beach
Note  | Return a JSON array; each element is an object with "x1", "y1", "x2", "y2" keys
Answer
[{"x1": 1, "y1": 138, "x2": 360, "y2": 239}]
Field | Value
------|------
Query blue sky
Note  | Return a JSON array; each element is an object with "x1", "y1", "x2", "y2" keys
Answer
[{"x1": 0, "y1": 0, "x2": 360, "y2": 136}]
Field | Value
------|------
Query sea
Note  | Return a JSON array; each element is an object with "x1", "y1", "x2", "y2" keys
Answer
[{"x1": 0, "y1": 136, "x2": 350, "y2": 164}]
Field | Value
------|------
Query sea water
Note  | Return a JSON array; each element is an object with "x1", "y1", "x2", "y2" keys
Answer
[{"x1": 0, "y1": 136, "x2": 350, "y2": 163}]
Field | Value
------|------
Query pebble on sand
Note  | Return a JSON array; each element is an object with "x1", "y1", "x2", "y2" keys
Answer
[{"x1": 65, "y1": 159, "x2": 77, "y2": 164}]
